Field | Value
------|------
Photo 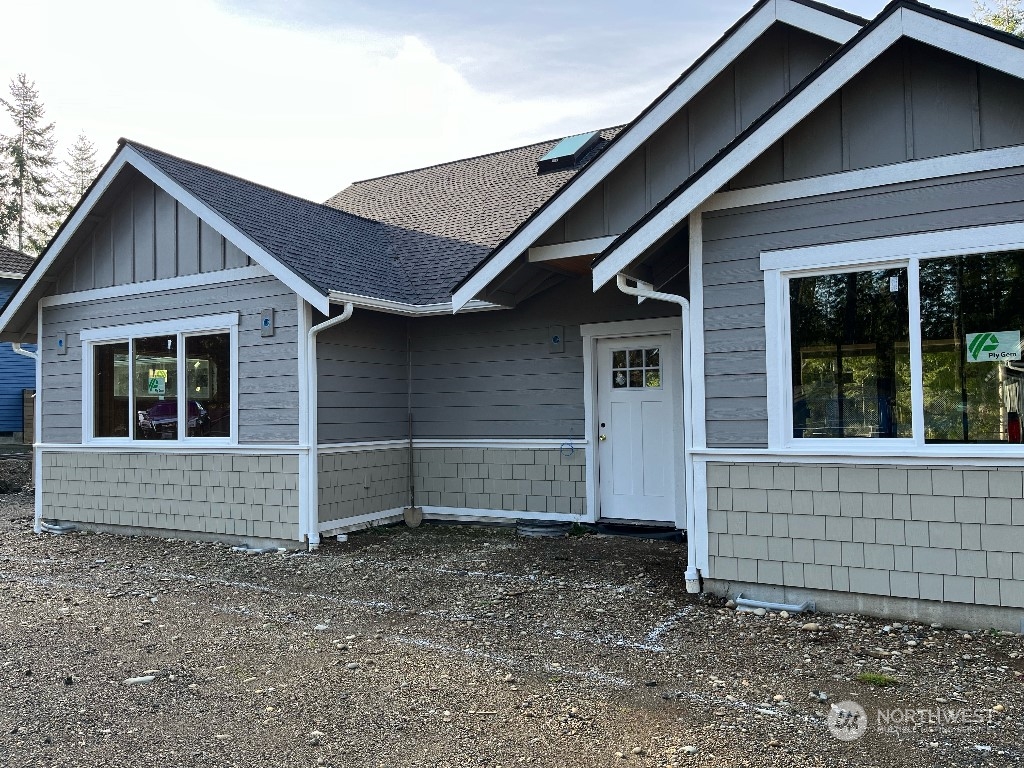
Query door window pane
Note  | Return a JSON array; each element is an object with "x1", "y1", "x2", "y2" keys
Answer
[
  {"x1": 94, "y1": 342, "x2": 129, "y2": 437},
  {"x1": 134, "y1": 336, "x2": 178, "y2": 440},
  {"x1": 186, "y1": 333, "x2": 231, "y2": 438},
  {"x1": 790, "y1": 268, "x2": 911, "y2": 438},
  {"x1": 612, "y1": 347, "x2": 662, "y2": 390},
  {"x1": 920, "y1": 252, "x2": 1024, "y2": 443}
]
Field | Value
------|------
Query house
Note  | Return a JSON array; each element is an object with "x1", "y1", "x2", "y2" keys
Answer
[
  {"x1": 0, "y1": 245, "x2": 36, "y2": 442},
  {"x1": 2, "y1": 0, "x2": 1023, "y2": 631}
]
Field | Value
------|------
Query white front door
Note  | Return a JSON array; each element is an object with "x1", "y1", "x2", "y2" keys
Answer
[{"x1": 596, "y1": 334, "x2": 677, "y2": 523}]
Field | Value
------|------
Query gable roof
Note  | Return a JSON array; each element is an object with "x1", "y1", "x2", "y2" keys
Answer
[
  {"x1": 450, "y1": 0, "x2": 866, "y2": 311},
  {"x1": 591, "y1": 0, "x2": 1024, "y2": 288},
  {"x1": 0, "y1": 245, "x2": 33, "y2": 279},
  {"x1": 325, "y1": 129, "x2": 620, "y2": 304}
]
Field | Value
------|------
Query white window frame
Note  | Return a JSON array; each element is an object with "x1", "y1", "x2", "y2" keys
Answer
[
  {"x1": 81, "y1": 312, "x2": 239, "y2": 446},
  {"x1": 762, "y1": 222, "x2": 1024, "y2": 457}
]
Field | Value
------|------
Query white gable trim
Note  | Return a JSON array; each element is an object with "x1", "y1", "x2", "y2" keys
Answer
[
  {"x1": 0, "y1": 271, "x2": 24, "y2": 280},
  {"x1": 528, "y1": 236, "x2": 616, "y2": 263},
  {"x1": 450, "y1": 0, "x2": 862, "y2": 312},
  {"x1": 593, "y1": 6, "x2": 1024, "y2": 289},
  {"x1": 122, "y1": 147, "x2": 329, "y2": 314}
]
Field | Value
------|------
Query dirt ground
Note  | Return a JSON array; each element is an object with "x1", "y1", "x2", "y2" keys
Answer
[{"x1": 1, "y1": 454, "x2": 1022, "y2": 768}]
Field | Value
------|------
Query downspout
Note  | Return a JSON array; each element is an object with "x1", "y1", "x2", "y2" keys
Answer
[
  {"x1": 406, "y1": 321, "x2": 415, "y2": 509},
  {"x1": 304, "y1": 302, "x2": 354, "y2": 550},
  {"x1": 615, "y1": 274, "x2": 701, "y2": 594},
  {"x1": 11, "y1": 343, "x2": 37, "y2": 360}
]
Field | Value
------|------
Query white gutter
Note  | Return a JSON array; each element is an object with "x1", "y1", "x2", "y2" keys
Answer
[
  {"x1": 303, "y1": 302, "x2": 354, "y2": 550},
  {"x1": 327, "y1": 290, "x2": 504, "y2": 316},
  {"x1": 615, "y1": 274, "x2": 701, "y2": 594},
  {"x1": 11, "y1": 343, "x2": 37, "y2": 360}
]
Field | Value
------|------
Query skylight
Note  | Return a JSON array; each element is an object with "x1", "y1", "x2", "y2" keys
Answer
[{"x1": 537, "y1": 131, "x2": 602, "y2": 173}]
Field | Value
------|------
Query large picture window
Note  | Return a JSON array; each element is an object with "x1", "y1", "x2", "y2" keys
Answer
[
  {"x1": 780, "y1": 246, "x2": 1024, "y2": 448},
  {"x1": 83, "y1": 315, "x2": 237, "y2": 443}
]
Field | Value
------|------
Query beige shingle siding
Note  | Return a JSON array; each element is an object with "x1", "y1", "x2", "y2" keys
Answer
[{"x1": 707, "y1": 462, "x2": 1024, "y2": 608}]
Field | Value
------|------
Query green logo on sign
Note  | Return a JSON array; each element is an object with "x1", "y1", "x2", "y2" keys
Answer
[{"x1": 968, "y1": 332, "x2": 1000, "y2": 361}]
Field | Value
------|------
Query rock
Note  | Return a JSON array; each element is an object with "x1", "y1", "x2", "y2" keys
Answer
[
  {"x1": 810, "y1": 690, "x2": 828, "y2": 702},
  {"x1": 345, "y1": 662, "x2": 360, "y2": 670},
  {"x1": 993, "y1": 704, "x2": 1005, "y2": 713},
  {"x1": 801, "y1": 622, "x2": 821, "y2": 631},
  {"x1": 123, "y1": 675, "x2": 156, "y2": 685},
  {"x1": 768, "y1": 739, "x2": 782, "y2": 747},
  {"x1": 614, "y1": 752, "x2": 626, "y2": 759},
  {"x1": 631, "y1": 747, "x2": 644, "y2": 755},
  {"x1": 314, "y1": 624, "x2": 329, "y2": 632},
  {"x1": 772, "y1": 694, "x2": 785, "y2": 702},
  {"x1": 725, "y1": 600, "x2": 736, "y2": 609},
  {"x1": 779, "y1": 611, "x2": 789, "y2": 619},
  {"x1": 682, "y1": 746, "x2": 698, "y2": 755}
]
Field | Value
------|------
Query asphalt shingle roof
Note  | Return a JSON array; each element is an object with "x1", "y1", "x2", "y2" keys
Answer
[
  {"x1": 129, "y1": 131, "x2": 617, "y2": 306},
  {"x1": 0, "y1": 245, "x2": 33, "y2": 277}
]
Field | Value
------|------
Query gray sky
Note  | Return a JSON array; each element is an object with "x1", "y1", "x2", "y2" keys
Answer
[{"x1": 0, "y1": 0, "x2": 976, "y2": 201}]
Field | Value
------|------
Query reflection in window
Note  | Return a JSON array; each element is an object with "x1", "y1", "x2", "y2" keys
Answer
[
  {"x1": 612, "y1": 348, "x2": 661, "y2": 389},
  {"x1": 94, "y1": 342, "x2": 130, "y2": 437},
  {"x1": 920, "y1": 253, "x2": 1024, "y2": 443},
  {"x1": 186, "y1": 334, "x2": 231, "y2": 438},
  {"x1": 790, "y1": 268, "x2": 911, "y2": 438},
  {"x1": 134, "y1": 336, "x2": 178, "y2": 440}
]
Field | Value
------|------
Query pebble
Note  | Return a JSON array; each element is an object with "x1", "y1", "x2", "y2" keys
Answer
[
  {"x1": 809, "y1": 690, "x2": 828, "y2": 702},
  {"x1": 631, "y1": 747, "x2": 644, "y2": 755},
  {"x1": 772, "y1": 694, "x2": 785, "y2": 702},
  {"x1": 314, "y1": 624, "x2": 329, "y2": 632},
  {"x1": 800, "y1": 622, "x2": 821, "y2": 631},
  {"x1": 993, "y1": 704, "x2": 1005, "y2": 713},
  {"x1": 345, "y1": 662, "x2": 360, "y2": 670},
  {"x1": 768, "y1": 739, "x2": 782, "y2": 748},
  {"x1": 123, "y1": 675, "x2": 156, "y2": 685},
  {"x1": 725, "y1": 600, "x2": 736, "y2": 609},
  {"x1": 779, "y1": 611, "x2": 789, "y2": 619},
  {"x1": 682, "y1": 746, "x2": 698, "y2": 755}
]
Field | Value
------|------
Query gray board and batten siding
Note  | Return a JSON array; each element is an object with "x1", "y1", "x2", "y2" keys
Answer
[
  {"x1": 54, "y1": 168, "x2": 251, "y2": 295},
  {"x1": 702, "y1": 167, "x2": 1024, "y2": 448},
  {"x1": 534, "y1": 25, "x2": 840, "y2": 248},
  {"x1": 315, "y1": 277, "x2": 680, "y2": 444}
]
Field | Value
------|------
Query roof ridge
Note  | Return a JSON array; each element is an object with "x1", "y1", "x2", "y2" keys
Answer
[{"x1": 341, "y1": 126, "x2": 625, "y2": 188}]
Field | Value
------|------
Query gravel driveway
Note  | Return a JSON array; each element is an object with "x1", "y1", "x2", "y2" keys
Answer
[{"x1": 1, "y1": 454, "x2": 1021, "y2": 767}]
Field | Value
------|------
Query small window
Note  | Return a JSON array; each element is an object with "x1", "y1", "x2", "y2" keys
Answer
[
  {"x1": 85, "y1": 317, "x2": 235, "y2": 443},
  {"x1": 612, "y1": 347, "x2": 662, "y2": 389}
]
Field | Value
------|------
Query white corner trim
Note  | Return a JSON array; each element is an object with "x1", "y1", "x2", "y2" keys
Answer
[
  {"x1": 450, "y1": 1, "x2": 861, "y2": 312},
  {"x1": 704, "y1": 145, "x2": 1024, "y2": 213},
  {"x1": 120, "y1": 146, "x2": 329, "y2": 315},
  {"x1": 327, "y1": 291, "x2": 504, "y2": 316},
  {"x1": 580, "y1": 316, "x2": 681, "y2": 339},
  {"x1": 687, "y1": 210, "x2": 708, "y2": 451},
  {"x1": 40, "y1": 266, "x2": 270, "y2": 308},
  {"x1": 80, "y1": 311, "x2": 239, "y2": 342},
  {"x1": 592, "y1": 11, "x2": 906, "y2": 291},
  {"x1": 528, "y1": 237, "x2": 616, "y2": 263},
  {"x1": 760, "y1": 220, "x2": 1024, "y2": 272}
]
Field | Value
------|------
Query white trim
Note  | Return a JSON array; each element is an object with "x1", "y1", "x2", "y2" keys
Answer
[
  {"x1": 762, "y1": 221, "x2": 1024, "y2": 272},
  {"x1": 421, "y1": 506, "x2": 584, "y2": 524},
  {"x1": 763, "y1": 222, "x2": 1024, "y2": 458},
  {"x1": 80, "y1": 312, "x2": 240, "y2": 448},
  {"x1": 412, "y1": 438, "x2": 589, "y2": 450},
  {"x1": 79, "y1": 311, "x2": 239, "y2": 342},
  {"x1": 580, "y1": 316, "x2": 681, "y2": 339},
  {"x1": 0, "y1": 270, "x2": 25, "y2": 280},
  {"x1": 319, "y1": 508, "x2": 405, "y2": 535},
  {"x1": 450, "y1": 0, "x2": 862, "y2": 311},
  {"x1": 122, "y1": 146, "x2": 330, "y2": 314},
  {"x1": 33, "y1": 303, "x2": 42, "y2": 534},
  {"x1": 37, "y1": 443, "x2": 308, "y2": 454},
  {"x1": 907, "y1": 7, "x2": 1024, "y2": 81},
  {"x1": 693, "y1": 447, "x2": 1024, "y2": 467},
  {"x1": 528, "y1": 237, "x2": 616, "y2": 263},
  {"x1": 327, "y1": 291, "x2": 504, "y2": 316},
  {"x1": 297, "y1": 297, "x2": 312, "y2": 544},
  {"x1": 40, "y1": 266, "x2": 270, "y2": 309},
  {"x1": 704, "y1": 145, "x2": 1024, "y2": 213},
  {"x1": 687, "y1": 210, "x2": 707, "y2": 450},
  {"x1": 319, "y1": 440, "x2": 409, "y2": 454},
  {"x1": 592, "y1": 11, "x2": 905, "y2": 290}
]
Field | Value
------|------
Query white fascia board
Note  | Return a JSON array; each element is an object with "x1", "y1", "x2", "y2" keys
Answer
[
  {"x1": 327, "y1": 290, "x2": 505, "y2": 316},
  {"x1": 121, "y1": 146, "x2": 330, "y2": 315},
  {"x1": 905, "y1": 8, "x2": 1024, "y2": 80},
  {"x1": 704, "y1": 145, "x2": 1024, "y2": 213},
  {"x1": 451, "y1": 1, "x2": 862, "y2": 312},
  {"x1": 0, "y1": 271, "x2": 25, "y2": 280},
  {"x1": 0, "y1": 152, "x2": 132, "y2": 337},
  {"x1": 592, "y1": 11, "x2": 905, "y2": 290},
  {"x1": 528, "y1": 236, "x2": 616, "y2": 263}
]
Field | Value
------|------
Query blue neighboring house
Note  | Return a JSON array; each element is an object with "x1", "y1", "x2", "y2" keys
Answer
[{"x1": 0, "y1": 245, "x2": 35, "y2": 441}]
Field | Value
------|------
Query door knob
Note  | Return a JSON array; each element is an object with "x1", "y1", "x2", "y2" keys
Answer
[{"x1": 599, "y1": 434, "x2": 607, "y2": 441}]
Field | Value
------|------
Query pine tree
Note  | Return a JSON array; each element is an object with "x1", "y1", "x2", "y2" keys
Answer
[
  {"x1": 973, "y1": 0, "x2": 1024, "y2": 35},
  {"x1": 0, "y1": 73, "x2": 58, "y2": 254},
  {"x1": 55, "y1": 132, "x2": 99, "y2": 219}
]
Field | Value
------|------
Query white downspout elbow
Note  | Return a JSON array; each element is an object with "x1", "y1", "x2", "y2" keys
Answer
[
  {"x1": 615, "y1": 274, "x2": 701, "y2": 594},
  {"x1": 304, "y1": 302, "x2": 354, "y2": 550},
  {"x1": 11, "y1": 343, "x2": 37, "y2": 360}
]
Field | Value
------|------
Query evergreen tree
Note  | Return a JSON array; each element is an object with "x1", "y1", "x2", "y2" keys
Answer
[
  {"x1": 0, "y1": 73, "x2": 58, "y2": 254},
  {"x1": 55, "y1": 132, "x2": 99, "y2": 219},
  {"x1": 973, "y1": 0, "x2": 1024, "y2": 35}
]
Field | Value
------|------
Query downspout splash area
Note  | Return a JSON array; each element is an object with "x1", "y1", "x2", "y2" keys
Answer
[
  {"x1": 614, "y1": 274, "x2": 701, "y2": 594},
  {"x1": 304, "y1": 302, "x2": 354, "y2": 550}
]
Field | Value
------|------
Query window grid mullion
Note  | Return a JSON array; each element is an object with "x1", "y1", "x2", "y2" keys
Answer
[{"x1": 908, "y1": 258, "x2": 925, "y2": 448}]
